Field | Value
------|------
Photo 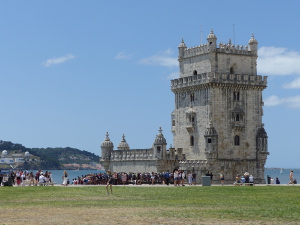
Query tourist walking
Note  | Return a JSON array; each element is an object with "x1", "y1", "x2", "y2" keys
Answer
[
  {"x1": 106, "y1": 170, "x2": 113, "y2": 194},
  {"x1": 62, "y1": 170, "x2": 68, "y2": 186},
  {"x1": 220, "y1": 171, "x2": 225, "y2": 186},
  {"x1": 288, "y1": 170, "x2": 294, "y2": 185}
]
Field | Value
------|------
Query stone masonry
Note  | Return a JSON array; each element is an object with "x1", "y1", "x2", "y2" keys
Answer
[{"x1": 100, "y1": 30, "x2": 269, "y2": 184}]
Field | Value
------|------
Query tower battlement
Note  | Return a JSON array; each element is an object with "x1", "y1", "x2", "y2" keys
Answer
[
  {"x1": 182, "y1": 42, "x2": 253, "y2": 59},
  {"x1": 171, "y1": 72, "x2": 267, "y2": 91}
]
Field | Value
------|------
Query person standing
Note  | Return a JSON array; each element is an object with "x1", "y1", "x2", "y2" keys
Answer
[
  {"x1": 62, "y1": 170, "x2": 68, "y2": 186},
  {"x1": 192, "y1": 172, "x2": 197, "y2": 185},
  {"x1": 106, "y1": 170, "x2": 113, "y2": 194},
  {"x1": 188, "y1": 171, "x2": 193, "y2": 185},
  {"x1": 288, "y1": 170, "x2": 294, "y2": 185},
  {"x1": 151, "y1": 172, "x2": 155, "y2": 185},
  {"x1": 173, "y1": 169, "x2": 179, "y2": 186},
  {"x1": 220, "y1": 171, "x2": 225, "y2": 186},
  {"x1": 0, "y1": 170, "x2": 3, "y2": 186},
  {"x1": 209, "y1": 172, "x2": 213, "y2": 184},
  {"x1": 165, "y1": 170, "x2": 170, "y2": 185},
  {"x1": 181, "y1": 170, "x2": 186, "y2": 186}
]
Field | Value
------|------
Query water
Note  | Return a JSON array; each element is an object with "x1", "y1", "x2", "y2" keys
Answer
[
  {"x1": 36, "y1": 170, "x2": 104, "y2": 184},
  {"x1": 264, "y1": 168, "x2": 299, "y2": 184}
]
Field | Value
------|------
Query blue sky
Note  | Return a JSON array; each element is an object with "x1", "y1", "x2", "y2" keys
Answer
[{"x1": 0, "y1": 1, "x2": 299, "y2": 168}]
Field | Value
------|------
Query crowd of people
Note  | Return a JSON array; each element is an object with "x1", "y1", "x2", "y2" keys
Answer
[
  {"x1": 1, "y1": 169, "x2": 297, "y2": 187},
  {"x1": 71, "y1": 170, "x2": 197, "y2": 186},
  {"x1": 0, "y1": 169, "x2": 54, "y2": 186},
  {"x1": 233, "y1": 172, "x2": 255, "y2": 186}
]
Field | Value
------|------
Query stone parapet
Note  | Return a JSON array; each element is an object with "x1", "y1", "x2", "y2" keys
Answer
[
  {"x1": 181, "y1": 42, "x2": 253, "y2": 59},
  {"x1": 110, "y1": 148, "x2": 153, "y2": 161},
  {"x1": 171, "y1": 72, "x2": 267, "y2": 91}
]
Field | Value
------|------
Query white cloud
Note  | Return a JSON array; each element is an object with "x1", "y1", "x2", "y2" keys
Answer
[
  {"x1": 139, "y1": 49, "x2": 178, "y2": 68},
  {"x1": 265, "y1": 95, "x2": 300, "y2": 108},
  {"x1": 115, "y1": 52, "x2": 133, "y2": 60},
  {"x1": 166, "y1": 72, "x2": 179, "y2": 80},
  {"x1": 42, "y1": 54, "x2": 75, "y2": 67},
  {"x1": 283, "y1": 77, "x2": 300, "y2": 89},
  {"x1": 258, "y1": 47, "x2": 300, "y2": 76}
]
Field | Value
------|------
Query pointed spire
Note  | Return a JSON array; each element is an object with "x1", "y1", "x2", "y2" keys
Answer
[
  {"x1": 159, "y1": 127, "x2": 163, "y2": 134},
  {"x1": 179, "y1": 38, "x2": 187, "y2": 48},
  {"x1": 121, "y1": 134, "x2": 126, "y2": 142},
  {"x1": 105, "y1": 132, "x2": 110, "y2": 141}
]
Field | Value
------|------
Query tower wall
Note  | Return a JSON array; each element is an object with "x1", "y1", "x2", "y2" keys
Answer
[{"x1": 172, "y1": 31, "x2": 269, "y2": 183}]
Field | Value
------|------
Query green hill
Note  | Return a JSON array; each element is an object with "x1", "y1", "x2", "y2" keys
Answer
[{"x1": 0, "y1": 140, "x2": 100, "y2": 170}]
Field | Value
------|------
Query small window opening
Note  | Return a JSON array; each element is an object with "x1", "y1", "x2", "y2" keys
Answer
[
  {"x1": 230, "y1": 67, "x2": 234, "y2": 74},
  {"x1": 190, "y1": 93, "x2": 195, "y2": 102},
  {"x1": 234, "y1": 135, "x2": 240, "y2": 146},
  {"x1": 208, "y1": 138, "x2": 212, "y2": 143},
  {"x1": 190, "y1": 136, "x2": 194, "y2": 146},
  {"x1": 189, "y1": 116, "x2": 195, "y2": 123},
  {"x1": 157, "y1": 146, "x2": 161, "y2": 152},
  {"x1": 233, "y1": 91, "x2": 240, "y2": 101},
  {"x1": 172, "y1": 120, "x2": 175, "y2": 126},
  {"x1": 193, "y1": 70, "x2": 197, "y2": 75}
]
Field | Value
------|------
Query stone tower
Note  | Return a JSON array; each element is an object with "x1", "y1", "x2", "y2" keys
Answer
[{"x1": 171, "y1": 30, "x2": 269, "y2": 183}]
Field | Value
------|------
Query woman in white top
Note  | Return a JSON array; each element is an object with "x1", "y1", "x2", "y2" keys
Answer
[
  {"x1": 173, "y1": 169, "x2": 179, "y2": 186},
  {"x1": 62, "y1": 170, "x2": 68, "y2": 186}
]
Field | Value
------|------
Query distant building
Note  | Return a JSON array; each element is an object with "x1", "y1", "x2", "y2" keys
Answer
[
  {"x1": 0, "y1": 150, "x2": 29, "y2": 164},
  {"x1": 100, "y1": 30, "x2": 269, "y2": 183}
]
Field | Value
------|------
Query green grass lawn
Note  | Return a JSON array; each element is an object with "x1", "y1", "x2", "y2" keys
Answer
[{"x1": 1, "y1": 185, "x2": 300, "y2": 224}]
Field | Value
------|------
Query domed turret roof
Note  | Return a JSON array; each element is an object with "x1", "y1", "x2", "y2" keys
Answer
[
  {"x1": 154, "y1": 127, "x2": 167, "y2": 145},
  {"x1": 178, "y1": 38, "x2": 187, "y2": 48},
  {"x1": 117, "y1": 134, "x2": 130, "y2": 150},
  {"x1": 101, "y1": 132, "x2": 114, "y2": 148},
  {"x1": 207, "y1": 29, "x2": 217, "y2": 39},
  {"x1": 25, "y1": 151, "x2": 30, "y2": 157},
  {"x1": 248, "y1": 33, "x2": 258, "y2": 44}
]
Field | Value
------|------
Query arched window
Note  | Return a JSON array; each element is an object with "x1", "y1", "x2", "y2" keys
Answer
[
  {"x1": 190, "y1": 136, "x2": 194, "y2": 146},
  {"x1": 193, "y1": 70, "x2": 197, "y2": 75},
  {"x1": 234, "y1": 135, "x2": 240, "y2": 146}
]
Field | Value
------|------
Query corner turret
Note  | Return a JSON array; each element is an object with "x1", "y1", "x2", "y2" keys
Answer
[
  {"x1": 101, "y1": 132, "x2": 114, "y2": 159},
  {"x1": 207, "y1": 29, "x2": 217, "y2": 50},
  {"x1": 117, "y1": 134, "x2": 130, "y2": 150},
  {"x1": 153, "y1": 127, "x2": 167, "y2": 159},
  {"x1": 248, "y1": 33, "x2": 258, "y2": 54}
]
